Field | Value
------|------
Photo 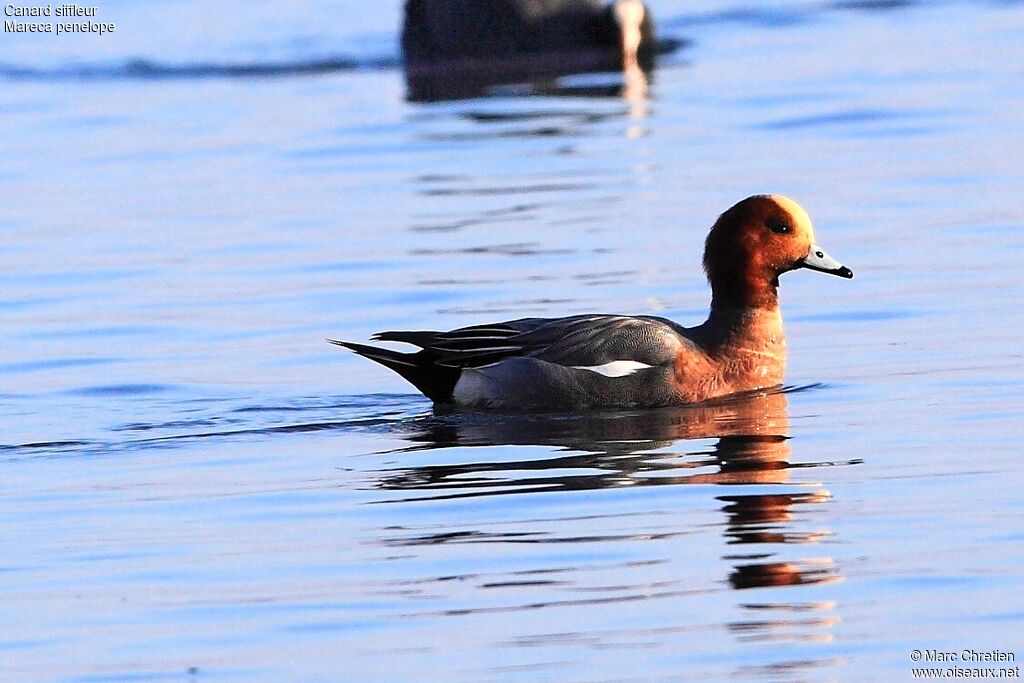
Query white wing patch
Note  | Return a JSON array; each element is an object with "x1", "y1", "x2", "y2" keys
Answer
[{"x1": 571, "y1": 360, "x2": 654, "y2": 377}]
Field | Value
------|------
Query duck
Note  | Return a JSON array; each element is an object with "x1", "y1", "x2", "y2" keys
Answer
[
  {"x1": 402, "y1": 0, "x2": 657, "y2": 75},
  {"x1": 332, "y1": 195, "x2": 853, "y2": 410}
]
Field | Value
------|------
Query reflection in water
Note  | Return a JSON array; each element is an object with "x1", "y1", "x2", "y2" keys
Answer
[
  {"x1": 403, "y1": 38, "x2": 679, "y2": 103},
  {"x1": 384, "y1": 389, "x2": 802, "y2": 490},
  {"x1": 729, "y1": 559, "x2": 838, "y2": 590},
  {"x1": 622, "y1": 61, "x2": 649, "y2": 109},
  {"x1": 407, "y1": 60, "x2": 655, "y2": 102},
  {"x1": 373, "y1": 389, "x2": 853, "y2": 656},
  {"x1": 406, "y1": 72, "x2": 654, "y2": 254}
]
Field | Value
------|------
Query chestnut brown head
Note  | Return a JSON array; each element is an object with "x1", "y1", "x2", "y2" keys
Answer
[{"x1": 704, "y1": 195, "x2": 852, "y2": 309}]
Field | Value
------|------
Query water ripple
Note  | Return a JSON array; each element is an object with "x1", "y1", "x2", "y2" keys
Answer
[{"x1": 0, "y1": 55, "x2": 399, "y2": 81}]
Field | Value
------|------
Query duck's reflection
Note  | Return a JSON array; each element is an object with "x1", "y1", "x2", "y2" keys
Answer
[
  {"x1": 386, "y1": 392, "x2": 839, "y2": 545},
  {"x1": 386, "y1": 389, "x2": 798, "y2": 490},
  {"x1": 403, "y1": 15, "x2": 684, "y2": 102},
  {"x1": 406, "y1": 59, "x2": 654, "y2": 103},
  {"x1": 373, "y1": 389, "x2": 848, "y2": 649},
  {"x1": 403, "y1": 23, "x2": 682, "y2": 104}
]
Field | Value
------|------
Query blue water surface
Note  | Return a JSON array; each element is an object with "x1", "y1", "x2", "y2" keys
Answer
[{"x1": 2, "y1": 1, "x2": 1023, "y2": 681}]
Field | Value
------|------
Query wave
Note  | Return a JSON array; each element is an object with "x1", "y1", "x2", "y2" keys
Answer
[{"x1": 0, "y1": 54, "x2": 401, "y2": 81}]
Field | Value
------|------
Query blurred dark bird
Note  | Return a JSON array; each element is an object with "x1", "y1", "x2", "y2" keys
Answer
[
  {"x1": 403, "y1": 0, "x2": 654, "y2": 66},
  {"x1": 401, "y1": 0, "x2": 666, "y2": 99}
]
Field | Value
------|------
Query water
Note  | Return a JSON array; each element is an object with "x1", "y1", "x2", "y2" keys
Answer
[{"x1": 2, "y1": 1, "x2": 1023, "y2": 680}]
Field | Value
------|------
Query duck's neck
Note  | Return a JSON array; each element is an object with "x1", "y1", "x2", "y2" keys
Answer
[
  {"x1": 705, "y1": 262, "x2": 780, "y2": 327},
  {"x1": 703, "y1": 303, "x2": 784, "y2": 341},
  {"x1": 704, "y1": 296, "x2": 782, "y2": 335},
  {"x1": 701, "y1": 298, "x2": 786, "y2": 365},
  {"x1": 704, "y1": 271, "x2": 785, "y2": 343},
  {"x1": 696, "y1": 302, "x2": 787, "y2": 394},
  {"x1": 709, "y1": 270, "x2": 780, "y2": 312}
]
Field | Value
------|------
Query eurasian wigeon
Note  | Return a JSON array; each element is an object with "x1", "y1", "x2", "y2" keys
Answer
[
  {"x1": 333, "y1": 195, "x2": 852, "y2": 410},
  {"x1": 402, "y1": 0, "x2": 658, "y2": 99},
  {"x1": 403, "y1": 0, "x2": 654, "y2": 65}
]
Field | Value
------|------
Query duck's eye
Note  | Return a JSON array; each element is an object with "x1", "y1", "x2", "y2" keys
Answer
[{"x1": 766, "y1": 216, "x2": 792, "y2": 234}]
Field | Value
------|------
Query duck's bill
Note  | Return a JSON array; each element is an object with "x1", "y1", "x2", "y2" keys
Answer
[{"x1": 800, "y1": 244, "x2": 853, "y2": 278}]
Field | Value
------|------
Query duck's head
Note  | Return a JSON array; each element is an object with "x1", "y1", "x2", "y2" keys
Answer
[{"x1": 704, "y1": 195, "x2": 853, "y2": 310}]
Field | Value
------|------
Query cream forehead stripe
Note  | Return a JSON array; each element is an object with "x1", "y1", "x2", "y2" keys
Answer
[{"x1": 769, "y1": 194, "x2": 815, "y2": 238}]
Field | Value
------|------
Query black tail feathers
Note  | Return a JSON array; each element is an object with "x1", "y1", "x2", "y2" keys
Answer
[{"x1": 329, "y1": 339, "x2": 459, "y2": 403}]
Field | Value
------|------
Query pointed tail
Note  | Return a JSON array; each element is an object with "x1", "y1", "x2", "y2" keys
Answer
[{"x1": 329, "y1": 339, "x2": 459, "y2": 404}]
